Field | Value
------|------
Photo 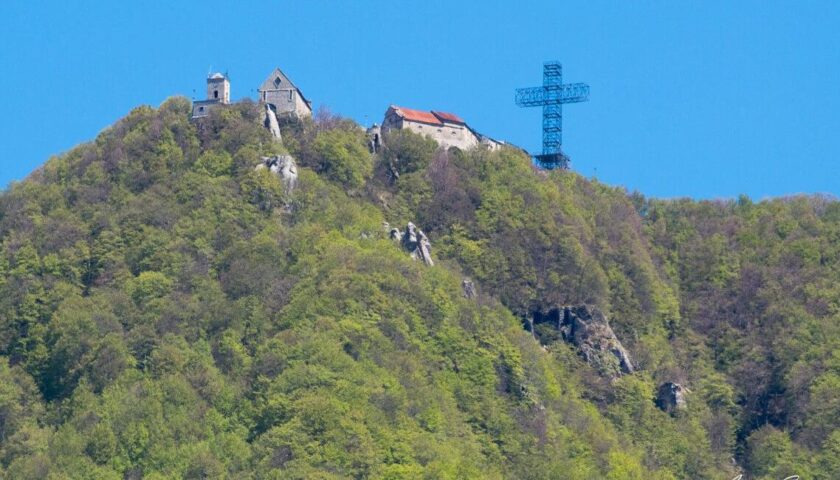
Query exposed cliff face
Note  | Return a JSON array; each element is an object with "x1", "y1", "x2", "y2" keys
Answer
[
  {"x1": 532, "y1": 305, "x2": 634, "y2": 379},
  {"x1": 263, "y1": 104, "x2": 282, "y2": 142},
  {"x1": 386, "y1": 222, "x2": 434, "y2": 266},
  {"x1": 256, "y1": 154, "x2": 298, "y2": 194},
  {"x1": 656, "y1": 382, "x2": 688, "y2": 414},
  {"x1": 462, "y1": 278, "x2": 477, "y2": 299}
]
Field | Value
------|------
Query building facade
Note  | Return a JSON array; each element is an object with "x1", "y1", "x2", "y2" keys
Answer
[
  {"x1": 192, "y1": 73, "x2": 230, "y2": 119},
  {"x1": 380, "y1": 105, "x2": 502, "y2": 151},
  {"x1": 258, "y1": 68, "x2": 312, "y2": 118}
]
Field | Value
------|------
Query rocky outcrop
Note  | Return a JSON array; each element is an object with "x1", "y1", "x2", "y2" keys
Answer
[
  {"x1": 385, "y1": 222, "x2": 434, "y2": 266},
  {"x1": 402, "y1": 223, "x2": 433, "y2": 266},
  {"x1": 462, "y1": 279, "x2": 477, "y2": 299},
  {"x1": 366, "y1": 124, "x2": 382, "y2": 153},
  {"x1": 656, "y1": 382, "x2": 688, "y2": 414},
  {"x1": 263, "y1": 104, "x2": 282, "y2": 142},
  {"x1": 256, "y1": 155, "x2": 298, "y2": 193},
  {"x1": 387, "y1": 225, "x2": 400, "y2": 241},
  {"x1": 532, "y1": 304, "x2": 634, "y2": 379}
]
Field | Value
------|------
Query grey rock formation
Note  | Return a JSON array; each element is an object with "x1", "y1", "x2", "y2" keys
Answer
[
  {"x1": 263, "y1": 104, "x2": 282, "y2": 142},
  {"x1": 383, "y1": 222, "x2": 401, "y2": 241},
  {"x1": 656, "y1": 382, "x2": 688, "y2": 414},
  {"x1": 386, "y1": 222, "x2": 433, "y2": 266},
  {"x1": 462, "y1": 279, "x2": 477, "y2": 299},
  {"x1": 533, "y1": 304, "x2": 634, "y2": 379},
  {"x1": 366, "y1": 124, "x2": 382, "y2": 153},
  {"x1": 402, "y1": 222, "x2": 433, "y2": 266},
  {"x1": 257, "y1": 155, "x2": 298, "y2": 193}
]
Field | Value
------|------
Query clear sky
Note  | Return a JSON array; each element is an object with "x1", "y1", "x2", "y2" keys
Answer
[{"x1": 1, "y1": 1, "x2": 838, "y2": 199}]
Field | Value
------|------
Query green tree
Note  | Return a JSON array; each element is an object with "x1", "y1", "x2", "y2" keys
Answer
[
  {"x1": 312, "y1": 127, "x2": 372, "y2": 189},
  {"x1": 194, "y1": 150, "x2": 233, "y2": 177},
  {"x1": 381, "y1": 129, "x2": 439, "y2": 176}
]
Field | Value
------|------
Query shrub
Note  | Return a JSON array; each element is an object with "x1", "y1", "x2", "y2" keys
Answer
[
  {"x1": 381, "y1": 129, "x2": 439, "y2": 176},
  {"x1": 194, "y1": 150, "x2": 232, "y2": 177},
  {"x1": 312, "y1": 128, "x2": 372, "y2": 189}
]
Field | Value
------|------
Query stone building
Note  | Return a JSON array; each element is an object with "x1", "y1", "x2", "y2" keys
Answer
[
  {"x1": 258, "y1": 67, "x2": 312, "y2": 118},
  {"x1": 192, "y1": 73, "x2": 230, "y2": 119},
  {"x1": 380, "y1": 105, "x2": 502, "y2": 151}
]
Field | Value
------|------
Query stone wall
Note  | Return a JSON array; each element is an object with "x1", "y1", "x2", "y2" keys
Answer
[
  {"x1": 382, "y1": 114, "x2": 480, "y2": 150},
  {"x1": 262, "y1": 89, "x2": 310, "y2": 117},
  {"x1": 191, "y1": 99, "x2": 220, "y2": 119},
  {"x1": 258, "y1": 68, "x2": 311, "y2": 118},
  {"x1": 206, "y1": 78, "x2": 230, "y2": 104},
  {"x1": 381, "y1": 110, "x2": 504, "y2": 151},
  {"x1": 404, "y1": 121, "x2": 479, "y2": 150}
]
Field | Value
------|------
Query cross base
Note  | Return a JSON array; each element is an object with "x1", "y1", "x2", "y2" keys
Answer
[{"x1": 534, "y1": 152, "x2": 570, "y2": 170}]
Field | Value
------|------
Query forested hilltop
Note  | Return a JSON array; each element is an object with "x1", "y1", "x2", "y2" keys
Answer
[{"x1": 1, "y1": 97, "x2": 838, "y2": 479}]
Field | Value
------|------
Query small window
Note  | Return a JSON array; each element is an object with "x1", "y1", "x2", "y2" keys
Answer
[
  {"x1": 288, "y1": 90, "x2": 293, "y2": 100},
  {"x1": 199, "y1": 106, "x2": 204, "y2": 112},
  {"x1": 274, "y1": 77, "x2": 282, "y2": 88},
  {"x1": 214, "y1": 90, "x2": 219, "y2": 99}
]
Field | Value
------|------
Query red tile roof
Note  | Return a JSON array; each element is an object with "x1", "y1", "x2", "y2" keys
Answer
[
  {"x1": 391, "y1": 105, "x2": 443, "y2": 125},
  {"x1": 431, "y1": 111, "x2": 465, "y2": 124}
]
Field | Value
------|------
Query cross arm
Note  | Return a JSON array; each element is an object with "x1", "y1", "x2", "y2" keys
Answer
[{"x1": 515, "y1": 83, "x2": 590, "y2": 107}]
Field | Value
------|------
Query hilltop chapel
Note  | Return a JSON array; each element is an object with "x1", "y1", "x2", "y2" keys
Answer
[
  {"x1": 191, "y1": 68, "x2": 311, "y2": 120},
  {"x1": 257, "y1": 67, "x2": 312, "y2": 118}
]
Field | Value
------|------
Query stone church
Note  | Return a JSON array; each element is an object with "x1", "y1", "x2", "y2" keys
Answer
[
  {"x1": 257, "y1": 67, "x2": 312, "y2": 118},
  {"x1": 191, "y1": 67, "x2": 312, "y2": 120}
]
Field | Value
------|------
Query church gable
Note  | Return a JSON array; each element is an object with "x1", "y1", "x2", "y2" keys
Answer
[
  {"x1": 259, "y1": 68, "x2": 295, "y2": 92},
  {"x1": 258, "y1": 67, "x2": 312, "y2": 117}
]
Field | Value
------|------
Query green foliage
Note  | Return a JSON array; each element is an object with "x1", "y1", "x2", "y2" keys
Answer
[
  {"x1": 0, "y1": 96, "x2": 837, "y2": 478},
  {"x1": 380, "y1": 129, "x2": 439, "y2": 175},
  {"x1": 239, "y1": 168, "x2": 285, "y2": 212},
  {"x1": 126, "y1": 271, "x2": 173, "y2": 306},
  {"x1": 745, "y1": 426, "x2": 807, "y2": 479},
  {"x1": 194, "y1": 150, "x2": 233, "y2": 177},
  {"x1": 312, "y1": 127, "x2": 372, "y2": 189}
]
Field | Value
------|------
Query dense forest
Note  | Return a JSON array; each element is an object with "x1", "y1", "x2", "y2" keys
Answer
[{"x1": 0, "y1": 97, "x2": 838, "y2": 479}]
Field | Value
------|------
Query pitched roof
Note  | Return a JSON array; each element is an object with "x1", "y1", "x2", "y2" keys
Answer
[
  {"x1": 390, "y1": 105, "x2": 443, "y2": 125},
  {"x1": 259, "y1": 67, "x2": 312, "y2": 108},
  {"x1": 389, "y1": 106, "x2": 469, "y2": 126},
  {"x1": 431, "y1": 111, "x2": 465, "y2": 124},
  {"x1": 208, "y1": 72, "x2": 226, "y2": 80}
]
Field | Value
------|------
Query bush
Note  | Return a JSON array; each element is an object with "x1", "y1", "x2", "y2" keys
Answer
[
  {"x1": 238, "y1": 168, "x2": 285, "y2": 211},
  {"x1": 381, "y1": 129, "x2": 439, "y2": 176},
  {"x1": 194, "y1": 150, "x2": 232, "y2": 177},
  {"x1": 126, "y1": 271, "x2": 173, "y2": 305},
  {"x1": 312, "y1": 128, "x2": 372, "y2": 189}
]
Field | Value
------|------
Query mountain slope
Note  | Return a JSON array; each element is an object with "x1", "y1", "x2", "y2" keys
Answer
[{"x1": 0, "y1": 98, "x2": 837, "y2": 479}]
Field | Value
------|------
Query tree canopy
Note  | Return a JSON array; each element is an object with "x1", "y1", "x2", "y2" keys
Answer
[{"x1": 0, "y1": 97, "x2": 837, "y2": 479}]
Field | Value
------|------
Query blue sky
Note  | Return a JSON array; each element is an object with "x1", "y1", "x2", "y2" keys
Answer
[{"x1": 1, "y1": 1, "x2": 838, "y2": 199}]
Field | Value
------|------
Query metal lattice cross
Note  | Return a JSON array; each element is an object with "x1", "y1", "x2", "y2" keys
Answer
[{"x1": 515, "y1": 61, "x2": 590, "y2": 169}]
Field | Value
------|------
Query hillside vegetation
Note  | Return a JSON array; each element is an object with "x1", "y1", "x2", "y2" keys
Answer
[{"x1": 0, "y1": 98, "x2": 838, "y2": 479}]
